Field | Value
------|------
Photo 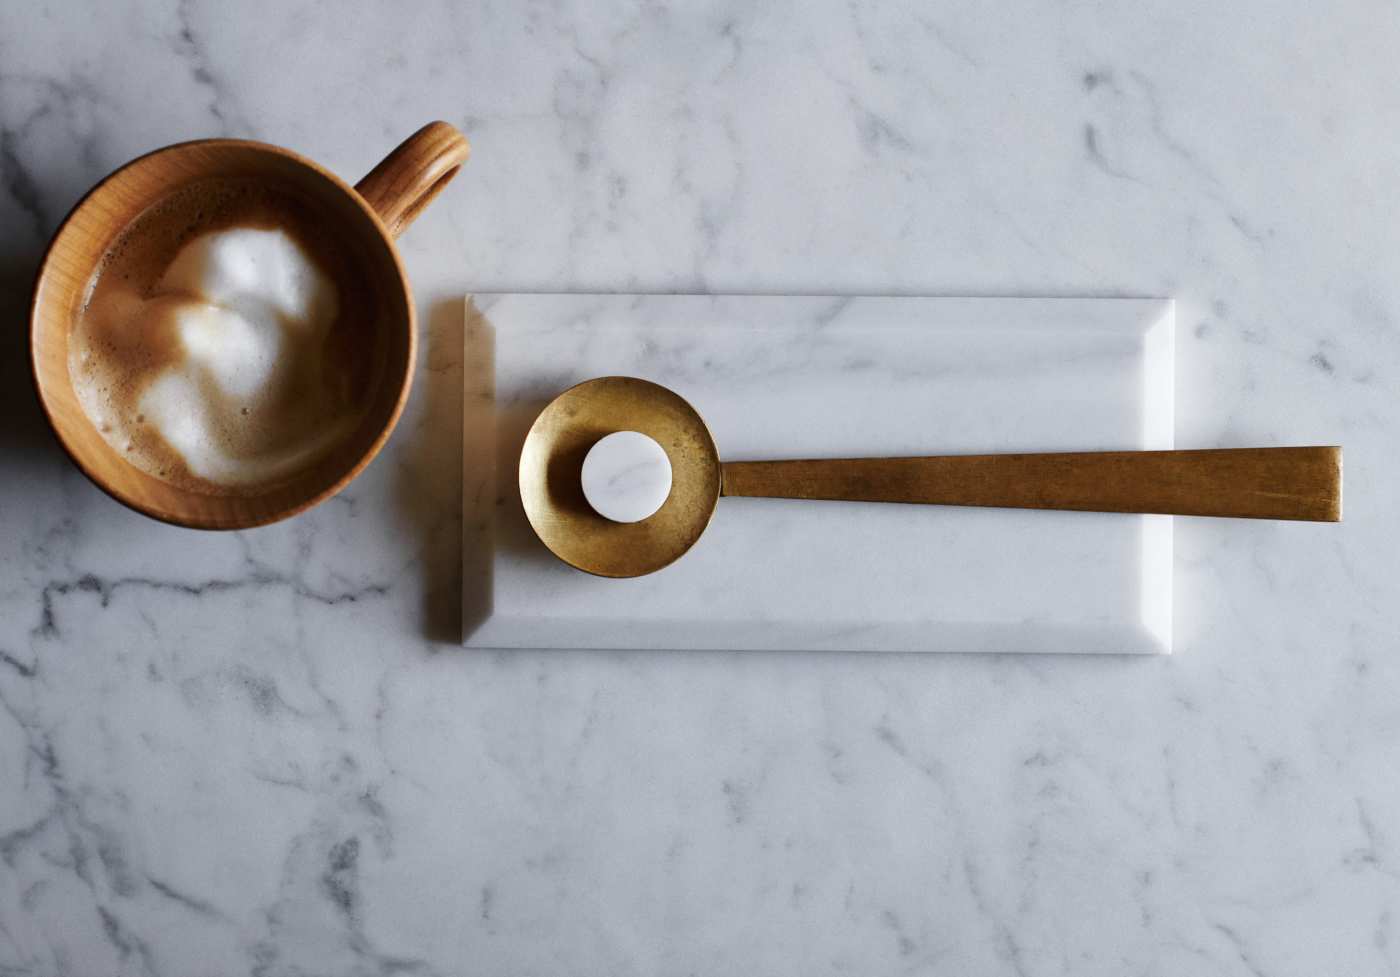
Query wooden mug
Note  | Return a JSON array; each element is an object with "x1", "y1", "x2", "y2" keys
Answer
[{"x1": 29, "y1": 121, "x2": 469, "y2": 529}]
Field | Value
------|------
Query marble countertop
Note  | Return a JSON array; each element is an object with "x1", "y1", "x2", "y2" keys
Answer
[{"x1": 1, "y1": 2, "x2": 1396, "y2": 974}]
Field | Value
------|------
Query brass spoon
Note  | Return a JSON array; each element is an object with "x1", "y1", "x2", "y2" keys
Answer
[{"x1": 519, "y1": 376, "x2": 1342, "y2": 578}]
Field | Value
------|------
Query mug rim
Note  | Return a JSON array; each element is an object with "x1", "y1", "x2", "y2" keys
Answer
[{"x1": 29, "y1": 136, "x2": 417, "y2": 530}]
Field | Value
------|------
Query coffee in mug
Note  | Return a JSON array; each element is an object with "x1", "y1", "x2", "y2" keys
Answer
[{"x1": 70, "y1": 179, "x2": 384, "y2": 493}]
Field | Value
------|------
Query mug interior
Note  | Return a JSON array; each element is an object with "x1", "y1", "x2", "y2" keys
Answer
[{"x1": 30, "y1": 140, "x2": 413, "y2": 529}]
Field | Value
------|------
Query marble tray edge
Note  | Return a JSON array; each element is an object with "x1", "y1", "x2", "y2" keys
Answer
[{"x1": 464, "y1": 619, "x2": 1170, "y2": 655}]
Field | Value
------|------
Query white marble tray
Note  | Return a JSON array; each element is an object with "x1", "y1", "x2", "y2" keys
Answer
[{"x1": 462, "y1": 295, "x2": 1174, "y2": 653}]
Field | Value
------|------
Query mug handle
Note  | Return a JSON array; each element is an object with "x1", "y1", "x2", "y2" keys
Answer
[{"x1": 354, "y1": 121, "x2": 470, "y2": 239}]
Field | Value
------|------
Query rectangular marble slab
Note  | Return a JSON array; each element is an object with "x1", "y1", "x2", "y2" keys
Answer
[{"x1": 463, "y1": 295, "x2": 1174, "y2": 653}]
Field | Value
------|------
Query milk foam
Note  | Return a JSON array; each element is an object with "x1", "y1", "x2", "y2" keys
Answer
[{"x1": 74, "y1": 226, "x2": 360, "y2": 489}]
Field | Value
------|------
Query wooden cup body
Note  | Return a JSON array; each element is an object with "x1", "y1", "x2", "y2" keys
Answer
[{"x1": 29, "y1": 131, "x2": 458, "y2": 529}]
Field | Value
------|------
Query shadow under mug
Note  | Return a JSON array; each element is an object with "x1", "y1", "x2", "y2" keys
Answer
[{"x1": 29, "y1": 120, "x2": 469, "y2": 530}]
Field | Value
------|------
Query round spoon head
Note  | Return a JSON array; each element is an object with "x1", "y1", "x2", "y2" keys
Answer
[{"x1": 519, "y1": 376, "x2": 722, "y2": 577}]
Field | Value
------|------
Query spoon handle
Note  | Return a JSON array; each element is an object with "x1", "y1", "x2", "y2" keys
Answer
[{"x1": 719, "y1": 446, "x2": 1342, "y2": 521}]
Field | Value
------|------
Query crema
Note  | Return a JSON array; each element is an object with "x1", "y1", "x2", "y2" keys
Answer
[{"x1": 70, "y1": 180, "x2": 384, "y2": 493}]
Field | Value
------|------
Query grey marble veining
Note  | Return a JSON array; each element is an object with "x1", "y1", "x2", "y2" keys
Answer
[{"x1": 1, "y1": 2, "x2": 1398, "y2": 975}]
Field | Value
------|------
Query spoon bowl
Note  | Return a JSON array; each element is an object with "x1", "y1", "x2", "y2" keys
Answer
[{"x1": 518, "y1": 376, "x2": 722, "y2": 577}]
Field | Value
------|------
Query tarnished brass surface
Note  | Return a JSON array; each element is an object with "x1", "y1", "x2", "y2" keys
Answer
[
  {"x1": 721, "y1": 448, "x2": 1342, "y2": 521},
  {"x1": 518, "y1": 377, "x2": 722, "y2": 578},
  {"x1": 520, "y1": 376, "x2": 1342, "y2": 577}
]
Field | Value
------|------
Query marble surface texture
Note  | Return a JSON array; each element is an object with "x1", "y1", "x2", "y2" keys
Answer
[
  {"x1": 468, "y1": 294, "x2": 1175, "y2": 654},
  {"x1": 579, "y1": 430, "x2": 674, "y2": 525},
  {"x1": 0, "y1": 2, "x2": 1397, "y2": 975}
]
